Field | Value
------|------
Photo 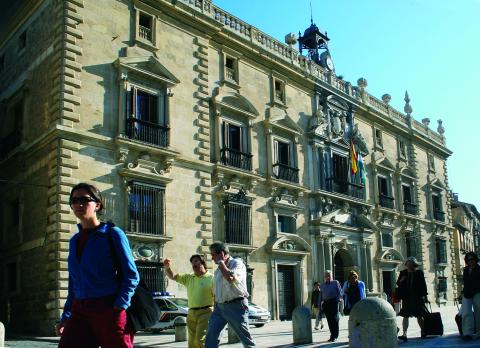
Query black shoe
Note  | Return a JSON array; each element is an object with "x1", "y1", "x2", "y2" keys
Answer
[
  {"x1": 327, "y1": 337, "x2": 334, "y2": 342},
  {"x1": 398, "y1": 335, "x2": 408, "y2": 342},
  {"x1": 462, "y1": 335, "x2": 473, "y2": 341}
]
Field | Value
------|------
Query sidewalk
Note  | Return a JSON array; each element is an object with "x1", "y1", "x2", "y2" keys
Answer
[{"x1": 5, "y1": 305, "x2": 477, "y2": 347}]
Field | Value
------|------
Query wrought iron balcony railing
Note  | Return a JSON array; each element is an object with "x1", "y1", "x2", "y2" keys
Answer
[
  {"x1": 379, "y1": 194, "x2": 395, "y2": 209},
  {"x1": 433, "y1": 209, "x2": 445, "y2": 222},
  {"x1": 325, "y1": 178, "x2": 364, "y2": 199},
  {"x1": 220, "y1": 148, "x2": 252, "y2": 171},
  {"x1": 126, "y1": 118, "x2": 169, "y2": 148},
  {"x1": 403, "y1": 201, "x2": 418, "y2": 215},
  {"x1": 273, "y1": 163, "x2": 299, "y2": 183}
]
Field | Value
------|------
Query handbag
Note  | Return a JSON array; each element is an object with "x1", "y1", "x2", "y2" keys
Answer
[{"x1": 107, "y1": 223, "x2": 160, "y2": 331}]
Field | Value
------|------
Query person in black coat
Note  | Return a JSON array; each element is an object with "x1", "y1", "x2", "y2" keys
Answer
[
  {"x1": 396, "y1": 256, "x2": 428, "y2": 342},
  {"x1": 461, "y1": 251, "x2": 480, "y2": 340}
]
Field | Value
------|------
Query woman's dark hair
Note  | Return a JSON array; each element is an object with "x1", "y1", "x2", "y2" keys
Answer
[
  {"x1": 190, "y1": 254, "x2": 207, "y2": 268},
  {"x1": 464, "y1": 251, "x2": 479, "y2": 265},
  {"x1": 69, "y1": 183, "x2": 104, "y2": 214},
  {"x1": 313, "y1": 281, "x2": 320, "y2": 287}
]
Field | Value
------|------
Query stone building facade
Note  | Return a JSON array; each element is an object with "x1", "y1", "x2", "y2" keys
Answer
[
  {"x1": 0, "y1": 0, "x2": 454, "y2": 334},
  {"x1": 451, "y1": 196, "x2": 480, "y2": 298}
]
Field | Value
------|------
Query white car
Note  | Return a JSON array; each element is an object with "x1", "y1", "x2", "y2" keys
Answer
[
  {"x1": 149, "y1": 292, "x2": 188, "y2": 332},
  {"x1": 248, "y1": 302, "x2": 271, "y2": 327}
]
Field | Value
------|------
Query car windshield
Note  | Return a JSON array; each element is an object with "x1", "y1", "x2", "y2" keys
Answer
[{"x1": 169, "y1": 298, "x2": 189, "y2": 307}]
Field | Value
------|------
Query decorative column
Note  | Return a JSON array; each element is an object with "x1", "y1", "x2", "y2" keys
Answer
[
  {"x1": 360, "y1": 241, "x2": 368, "y2": 289},
  {"x1": 365, "y1": 240, "x2": 374, "y2": 292},
  {"x1": 316, "y1": 235, "x2": 326, "y2": 281}
]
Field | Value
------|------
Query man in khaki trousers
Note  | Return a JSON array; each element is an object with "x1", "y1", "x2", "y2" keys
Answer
[{"x1": 164, "y1": 255, "x2": 214, "y2": 348}]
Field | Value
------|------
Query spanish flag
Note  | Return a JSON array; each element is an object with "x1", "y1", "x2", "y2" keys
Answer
[{"x1": 350, "y1": 140, "x2": 358, "y2": 175}]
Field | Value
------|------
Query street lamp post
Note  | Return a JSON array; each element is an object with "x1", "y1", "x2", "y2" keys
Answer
[{"x1": 328, "y1": 232, "x2": 335, "y2": 278}]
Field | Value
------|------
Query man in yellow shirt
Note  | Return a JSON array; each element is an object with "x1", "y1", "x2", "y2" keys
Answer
[{"x1": 164, "y1": 255, "x2": 214, "y2": 348}]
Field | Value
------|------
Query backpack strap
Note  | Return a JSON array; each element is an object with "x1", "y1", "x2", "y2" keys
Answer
[{"x1": 105, "y1": 222, "x2": 122, "y2": 278}]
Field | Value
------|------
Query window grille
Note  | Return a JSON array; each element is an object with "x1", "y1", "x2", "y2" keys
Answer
[
  {"x1": 223, "y1": 189, "x2": 252, "y2": 246},
  {"x1": 128, "y1": 182, "x2": 165, "y2": 235},
  {"x1": 435, "y1": 239, "x2": 447, "y2": 264},
  {"x1": 136, "y1": 262, "x2": 167, "y2": 292}
]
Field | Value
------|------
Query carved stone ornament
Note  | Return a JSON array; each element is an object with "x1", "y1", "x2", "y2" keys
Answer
[
  {"x1": 132, "y1": 242, "x2": 158, "y2": 262},
  {"x1": 329, "y1": 109, "x2": 346, "y2": 138},
  {"x1": 126, "y1": 153, "x2": 174, "y2": 176},
  {"x1": 279, "y1": 240, "x2": 297, "y2": 251},
  {"x1": 309, "y1": 108, "x2": 328, "y2": 137},
  {"x1": 118, "y1": 147, "x2": 129, "y2": 163}
]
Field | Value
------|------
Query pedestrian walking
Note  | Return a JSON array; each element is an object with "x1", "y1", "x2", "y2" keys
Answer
[
  {"x1": 320, "y1": 270, "x2": 342, "y2": 342},
  {"x1": 342, "y1": 270, "x2": 366, "y2": 315},
  {"x1": 461, "y1": 251, "x2": 480, "y2": 341},
  {"x1": 396, "y1": 256, "x2": 428, "y2": 342},
  {"x1": 164, "y1": 255, "x2": 214, "y2": 348},
  {"x1": 311, "y1": 282, "x2": 324, "y2": 330},
  {"x1": 205, "y1": 241, "x2": 256, "y2": 348},
  {"x1": 56, "y1": 183, "x2": 140, "y2": 348}
]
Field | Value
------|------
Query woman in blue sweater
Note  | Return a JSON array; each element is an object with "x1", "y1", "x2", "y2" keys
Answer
[
  {"x1": 55, "y1": 183, "x2": 139, "y2": 348},
  {"x1": 342, "y1": 271, "x2": 366, "y2": 315}
]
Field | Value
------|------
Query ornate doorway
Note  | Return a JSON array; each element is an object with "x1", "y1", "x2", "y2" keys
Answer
[{"x1": 333, "y1": 249, "x2": 354, "y2": 285}]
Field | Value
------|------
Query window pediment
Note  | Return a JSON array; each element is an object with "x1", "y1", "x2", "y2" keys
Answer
[
  {"x1": 266, "y1": 111, "x2": 303, "y2": 136},
  {"x1": 431, "y1": 178, "x2": 446, "y2": 190},
  {"x1": 116, "y1": 56, "x2": 180, "y2": 86},
  {"x1": 212, "y1": 89, "x2": 258, "y2": 118},
  {"x1": 267, "y1": 235, "x2": 311, "y2": 255},
  {"x1": 375, "y1": 249, "x2": 403, "y2": 264},
  {"x1": 377, "y1": 157, "x2": 395, "y2": 171}
]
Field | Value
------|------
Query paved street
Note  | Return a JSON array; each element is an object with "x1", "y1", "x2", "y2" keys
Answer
[{"x1": 5, "y1": 305, "x2": 480, "y2": 347}]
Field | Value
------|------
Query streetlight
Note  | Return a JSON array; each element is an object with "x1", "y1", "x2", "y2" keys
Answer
[{"x1": 328, "y1": 232, "x2": 335, "y2": 278}]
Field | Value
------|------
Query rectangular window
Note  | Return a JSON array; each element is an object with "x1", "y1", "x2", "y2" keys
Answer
[
  {"x1": 220, "y1": 121, "x2": 251, "y2": 170},
  {"x1": 138, "y1": 13, "x2": 153, "y2": 42},
  {"x1": 7, "y1": 262, "x2": 17, "y2": 292},
  {"x1": 438, "y1": 277, "x2": 447, "y2": 293},
  {"x1": 399, "y1": 140, "x2": 407, "y2": 159},
  {"x1": 432, "y1": 193, "x2": 444, "y2": 222},
  {"x1": 224, "y1": 191, "x2": 252, "y2": 246},
  {"x1": 378, "y1": 176, "x2": 394, "y2": 208},
  {"x1": 126, "y1": 87, "x2": 168, "y2": 147},
  {"x1": 128, "y1": 182, "x2": 165, "y2": 235},
  {"x1": 137, "y1": 262, "x2": 166, "y2": 292},
  {"x1": 274, "y1": 80, "x2": 284, "y2": 102},
  {"x1": 330, "y1": 153, "x2": 348, "y2": 194},
  {"x1": 375, "y1": 129, "x2": 383, "y2": 147},
  {"x1": 18, "y1": 31, "x2": 27, "y2": 51},
  {"x1": 225, "y1": 56, "x2": 236, "y2": 81},
  {"x1": 405, "y1": 232, "x2": 418, "y2": 259},
  {"x1": 382, "y1": 231, "x2": 393, "y2": 248},
  {"x1": 402, "y1": 185, "x2": 417, "y2": 215},
  {"x1": 435, "y1": 239, "x2": 447, "y2": 264},
  {"x1": 273, "y1": 139, "x2": 298, "y2": 183},
  {"x1": 0, "y1": 55, "x2": 4, "y2": 73},
  {"x1": 277, "y1": 215, "x2": 296, "y2": 234}
]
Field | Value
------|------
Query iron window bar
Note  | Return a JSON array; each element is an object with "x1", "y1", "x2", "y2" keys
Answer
[
  {"x1": 126, "y1": 117, "x2": 169, "y2": 148},
  {"x1": 273, "y1": 163, "x2": 299, "y2": 183},
  {"x1": 220, "y1": 147, "x2": 252, "y2": 171}
]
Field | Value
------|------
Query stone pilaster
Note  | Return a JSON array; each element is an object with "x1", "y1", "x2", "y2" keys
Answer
[{"x1": 193, "y1": 36, "x2": 210, "y2": 162}]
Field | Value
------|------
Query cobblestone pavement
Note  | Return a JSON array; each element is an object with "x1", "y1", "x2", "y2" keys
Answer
[{"x1": 5, "y1": 305, "x2": 480, "y2": 347}]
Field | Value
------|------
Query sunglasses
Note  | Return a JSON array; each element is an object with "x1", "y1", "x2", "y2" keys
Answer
[{"x1": 70, "y1": 196, "x2": 97, "y2": 205}]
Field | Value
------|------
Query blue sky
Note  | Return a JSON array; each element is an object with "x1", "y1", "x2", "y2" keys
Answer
[{"x1": 215, "y1": 0, "x2": 480, "y2": 209}]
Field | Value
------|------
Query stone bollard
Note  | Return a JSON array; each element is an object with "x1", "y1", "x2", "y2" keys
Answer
[
  {"x1": 174, "y1": 316, "x2": 187, "y2": 342},
  {"x1": 292, "y1": 305, "x2": 312, "y2": 345},
  {"x1": 0, "y1": 321, "x2": 4, "y2": 348},
  {"x1": 227, "y1": 324, "x2": 240, "y2": 344},
  {"x1": 348, "y1": 298, "x2": 397, "y2": 348}
]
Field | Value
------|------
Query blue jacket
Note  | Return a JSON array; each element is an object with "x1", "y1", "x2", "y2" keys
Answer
[
  {"x1": 61, "y1": 223, "x2": 139, "y2": 322},
  {"x1": 342, "y1": 280, "x2": 366, "y2": 310}
]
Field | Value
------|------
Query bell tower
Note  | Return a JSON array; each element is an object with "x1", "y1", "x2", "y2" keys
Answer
[{"x1": 298, "y1": 12, "x2": 334, "y2": 71}]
